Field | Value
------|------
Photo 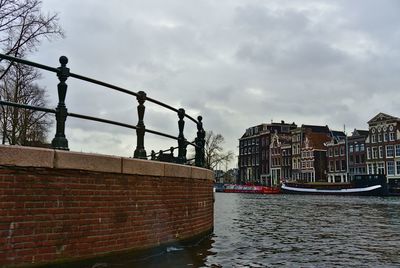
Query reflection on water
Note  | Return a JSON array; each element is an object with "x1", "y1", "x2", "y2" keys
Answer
[{"x1": 68, "y1": 193, "x2": 400, "y2": 267}]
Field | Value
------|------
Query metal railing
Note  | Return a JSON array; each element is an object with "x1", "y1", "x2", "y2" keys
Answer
[{"x1": 0, "y1": 53, "x2": 205, "y2": 167}]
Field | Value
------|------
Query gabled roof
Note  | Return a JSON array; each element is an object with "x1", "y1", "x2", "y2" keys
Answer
[
  {"x1": 302, "y1": 124, "x2": 330, "y2": 133},
  {"x1": 305, "y1": 132, "x2": 331, "y2": 150},
  {"x1": 367, "y1": 112, "x2": 399, "y2": 124},
  {"x1": 330, "y1": 130, "x2": 346, "y2": 140},
  {"x1": 352, "y1": 129, "x2": 369, "y2": 137}
]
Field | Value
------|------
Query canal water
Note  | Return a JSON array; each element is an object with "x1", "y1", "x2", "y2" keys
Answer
[{"x1": 86, "y1": 193, "x2": 400, "y2": 267}]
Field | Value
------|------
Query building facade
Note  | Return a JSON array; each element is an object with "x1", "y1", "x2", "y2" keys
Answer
[
  {"x1": 326, "y1": 131, "x2": 347, "y2": 183},
  {"x1": 291, "y1": 125, "x2": 331, "y2": 182},
  {"x1": 348, "y1": 129, "x2": 368, "y2": 181},
  {"x1": 238, "y1": 124, "x2": 263, "y2": 184},
  {"x1": 366, "y1": 113, "x2": 400, "y2": 192},
  {"x1": 238, "y1": 121, "x2": 296, "y2": 185}
]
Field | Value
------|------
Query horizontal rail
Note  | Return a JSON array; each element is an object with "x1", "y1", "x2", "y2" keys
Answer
[
  {"x1": 69, "y1": 72, "x2": 138, "y2": 97},
  {"x1": 0, "y1": 100, "x2": 56, "y2": 114},
  {"x1": 68, "y1": 112, "x2": 137, "y2": 130},
  {"x1": 142, "y1": 96, "x2": 199, "y2": 124},
  {"x1": 0, "y1": 100, "x2": 190, "y2": 145},
  {"x1": 0, "y1": 53, "x2": 59, "y2": 73}
]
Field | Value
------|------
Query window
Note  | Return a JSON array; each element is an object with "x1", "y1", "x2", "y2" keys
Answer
[
  {"x1": 360, "y1": 144, "x2": 365, "y2": 151},
  {"x1": 349, "y1": 155, "x2": 354, "y2": 164},
  {"x1": 396, "y1": 145, "x2": 400, "y2": 157},
  {"x1": 372, "y1": 147, "x2": 378, "y2": 159},
  {"x1": 377, "y1": 163, "x2": 385, "y2": 174},
  {"x1": 349, "y1": 145, "x2": 354, "y2": 152},
  {"x1": 397, "y1": 161, "x2": 400, "y2": 175},
  {"x1": 355, "y1": 155, "x2": 360, "y2": 164},
  {"x1": 389, "y1": 132, "x2": 395, "y2": 141},
  {"x1": 367, "y1": 147, "x2": 371, "y2": 159},
  {"x1": 355, "y1": 144, "x2": 359, "y2": 152},
  {"x1": 334, "y1": 147, "x2": 339, "y2": 156},
  {"x1": 387, "y1": 161, "x2": 395, "y2": 175},
  {"x1": 335, "y1": 160, "x2": 340, "y2": 171},
  {"x1": 367, "y1": 164, "x2": 372, "y2": 175},
  {"x1": 384, "y1": 133, "x2": 388, "y2": 142},
  {"x1": 379, "y1": 146, "x2": 383, "y2": 158},
  {"x1": 386, "y1": 145, "x2": 394, "y2": 158},
  {"x1": 371, "y1": 135, "x2": 376, "y2": 143},
  {"x1": 340, "y1": 146, "x2": 345, "y2": 155},
  {"x1": 329, "y1": 148, "x2": 333, "y2": 156},
  {"x1": 378, "y1": 134, "x2": 382, "y2": 142},
  {"x1": 329, "y1": 161, "x2": 334, "y2": 172},
  {"x1": 341, "y1": 160, "x2": 346, "y2": 171}
]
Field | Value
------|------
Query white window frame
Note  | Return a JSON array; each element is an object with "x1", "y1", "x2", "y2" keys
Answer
[
  {"x1": 386, "y1": 145, "x2": 394, "y2": 158},
  {"x1": 387, "y1": 161, "x2": 395, "y2": 175}
]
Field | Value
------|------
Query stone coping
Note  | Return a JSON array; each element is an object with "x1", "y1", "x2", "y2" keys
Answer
[{"x1": 0, "y1": 145, "x2": 214, "y2": 180}]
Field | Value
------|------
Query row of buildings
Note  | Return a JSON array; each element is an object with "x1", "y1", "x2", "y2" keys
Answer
[{"x1": 238, "y1": 112, "x2": 400, "y2": 192}]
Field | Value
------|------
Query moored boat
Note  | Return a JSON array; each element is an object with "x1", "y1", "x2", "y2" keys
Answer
[
  {"x1": 223, "y1": 184, "x2": 280, "y2": 194},
  {"x1": 281, "y1": 183, "x2": 383, "y2": 195},
  {"x1": 281, "y1": 175, "x2": 388, "y2": 196}
]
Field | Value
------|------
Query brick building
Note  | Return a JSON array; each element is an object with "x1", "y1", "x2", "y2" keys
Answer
[
  {"x1": 326, "y1": 131, "x2": 347, "y2": 183},
  {"x1": 238, "y1": 124, "x2": 263, "y2": 184},
  {"x1": 348, "y1": 129, "x2": 368, "y2": 180},
  {"x1": 291, "y1": 125, "x2": 331, "y2": 182},
  {"x1": 269, "y1": 130, "x2": 292, "y2": 186},
  {"x1": 238, "y1": 121, "x2": 296, "y2": 185},
  {"x1": 366, "y1": 113, "x2": 400, "y2": 192}
]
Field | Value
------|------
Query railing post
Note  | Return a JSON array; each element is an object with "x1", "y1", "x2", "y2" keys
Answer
[
  {"x1": 51, "y1": 56, "x2": 69, "y2": 150},
  {"x1": 151, "y1": 150, "x2": 156, "y2": 160},
  {"x1": 177, "y1": 108, "x2": 187, "y2": 164},
  {"x1": 195, "y1": 115, "x2": 205, "y2": 167},
  {"x1": 134, "y1": 91, "x2": 147, "y2": 159}
]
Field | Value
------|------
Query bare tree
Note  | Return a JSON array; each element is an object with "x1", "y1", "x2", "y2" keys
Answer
[
  {"x1": 0, "y1": 0, "x2": 63, "y2": 145},
  {"x1": 0, "y1": 63, "x2": 50, "y2": 145},
  {"x1": 204, "y1": 131, "x2": 234, "y2": 170},
  {"x1": 0, "y1": 0, "x2": 64, "y2": 80}
]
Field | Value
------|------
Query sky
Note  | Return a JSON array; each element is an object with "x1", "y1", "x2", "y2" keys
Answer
[{"x1": 31, "y1": 0, "x2": 400, "y2": 168}]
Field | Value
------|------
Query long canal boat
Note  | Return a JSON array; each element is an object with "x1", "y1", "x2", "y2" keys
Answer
[{"x1": 281, "y1": 175, "x2": 388, "y2": 196}]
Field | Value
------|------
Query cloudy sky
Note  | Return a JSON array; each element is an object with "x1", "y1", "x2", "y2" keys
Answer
[{"x1": 32, "y1": 0, "x2": 400, "y2": 168}]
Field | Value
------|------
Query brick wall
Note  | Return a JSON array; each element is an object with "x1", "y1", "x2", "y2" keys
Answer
[{"x1": 0, "y1": 146, "x2": 214, "y2": 267}]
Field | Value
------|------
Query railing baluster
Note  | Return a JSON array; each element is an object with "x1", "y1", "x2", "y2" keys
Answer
[
  {"x1": 195, "y1": 116, "x2": 205, "y2": 167},
  {"x1": 134, "y1": 91, "x2": 147, "y2": 159},
  {"x1": 177, "y1": 108, "x2": 187, "y2": 164},
  {"x1": 151, "y1": 150, "x2": 156, "y2": 160},
  {"x1": 51, "y1": 56, "x2": 69, "y2": 150}
]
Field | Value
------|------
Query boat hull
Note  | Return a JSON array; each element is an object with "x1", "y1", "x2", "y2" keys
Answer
[
  {"x1": 223, "y1": 184, "x2": 281, "y2": 194},
  {"x1": 281, "y1": 183, "x2": 385, "y2": 196}
]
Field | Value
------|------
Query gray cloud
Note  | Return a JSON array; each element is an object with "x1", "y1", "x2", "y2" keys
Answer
[{"x1": 30, "y1": 0, "x2": 400, "y2": 167}]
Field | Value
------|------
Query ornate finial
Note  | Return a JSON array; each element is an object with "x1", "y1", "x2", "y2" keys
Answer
[
  {"x1": 178, "y1": 108, "x2": 185, "y2": 119},
  {"x1": 59, "y1": 56, "x2": 68, "y2": 66},
  {"x1": 137, "y1": 91, "x2": 147, "y2": 104},
  {"x1": 198, "y1": 115, "x2": 202, "y2": 122}
]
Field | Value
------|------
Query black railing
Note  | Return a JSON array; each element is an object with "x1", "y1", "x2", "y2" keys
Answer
[{"x1": 0, "y1": 53, "x2": 206, "y2": 167}]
